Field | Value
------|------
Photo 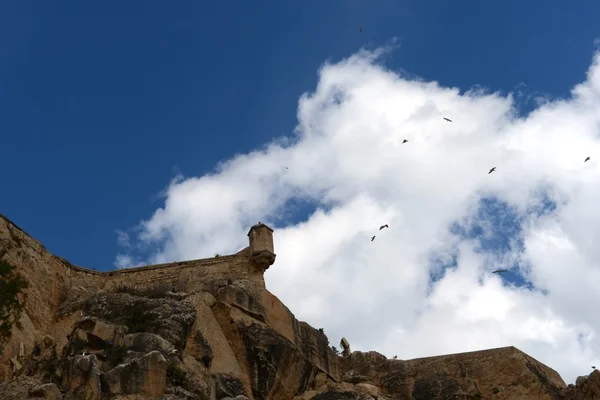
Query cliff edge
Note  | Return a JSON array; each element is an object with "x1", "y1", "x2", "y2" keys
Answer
[{"x1": 0, "y1": 214, "x2": 597, "y2": 400}]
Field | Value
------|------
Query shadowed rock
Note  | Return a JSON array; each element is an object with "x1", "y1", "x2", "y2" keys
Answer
[
  {"x1": 563, "y1": 369, "x2": 600, "y2": 399},
  {"x1": 212, "y1": 373, "x2": 248, "y2": 399},
  {"x1": 28, "y1": 382, "x2": 62, "y2": 399},
  {"x1": 82, "y1": 292, "x2": 196, "y2": 351}
]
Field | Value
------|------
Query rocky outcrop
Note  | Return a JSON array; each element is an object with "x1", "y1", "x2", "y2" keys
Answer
[
  {"x1": 62, "y1": 354, "x2": 102, "y2": 399},
  {"x1": 563, "y1": 370, "x2": 600, "y2": 399},
  {"x1": 29, "y1": 382, "x2": 62, "y2": 399},
  {"x1": 0, "y1": 213, "x2": 595, "y2": 399},
  {"x1": 336, "y1": 347, "x2": 567, "y2": 400}
]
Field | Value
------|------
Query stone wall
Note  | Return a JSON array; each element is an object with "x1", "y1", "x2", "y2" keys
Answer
[
  {"x1": 60, "y1": 253, "x2": 267, "y2": 293},
  {"x1": 0, "y1": 214, "x2": 272, "y2": 295}
]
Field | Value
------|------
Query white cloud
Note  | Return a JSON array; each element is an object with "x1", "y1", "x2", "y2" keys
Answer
[
  {"x1": 116, "y1": 46, "x2": 600, "y2": 384},
  {"x1": 116, "y1": 230, "x2": 131, "y2": 249},
  {"x1": 113, "y1": 254, "x2": 144, "y2": 270}
]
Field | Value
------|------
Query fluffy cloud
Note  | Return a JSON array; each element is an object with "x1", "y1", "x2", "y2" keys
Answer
[{"x1": 116, "y1": 45, "x2": 600, "y2": 384}]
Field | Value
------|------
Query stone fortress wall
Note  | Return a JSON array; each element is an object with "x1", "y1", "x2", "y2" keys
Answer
[
  {"x1": 1, "y1": 214, "x2": 276, "y2": 294},
  {"x1": 65, "y1": 221, "x2": 276, "y2": 292},
  {"x1": 0, "y1": 216, "x2": 280, "y2": 375}
]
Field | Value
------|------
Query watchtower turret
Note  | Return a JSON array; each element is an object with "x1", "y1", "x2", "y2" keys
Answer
[{"x1": 247, "y1": 222, "x2": 276, "y2": 271}]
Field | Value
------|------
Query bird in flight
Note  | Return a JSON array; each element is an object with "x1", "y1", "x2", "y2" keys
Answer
[
  {"x1": 379, "y1": 224, "x2": 389, "y2": 230},
  {"x1": 488, "y1": 167, "x2": 497, "y2": 174},
  {"x1": 492, "y1": 269, "x2": 508, "y2": 274},
  {"x1": 443, "y1": 117, "x2": 452, "y2": 122},
  {"x1": 359, "y1": 27, "x2": 363, "y2": 33},
  {"x1": 402, "y1": 139, "x2": 408, "y2": 144},
  {"x1": 371, "y1": 236, "x2": 376, "y2": 242},
  {"x1": 585, "y1": 156, "x2": 591, "y2": 162}
]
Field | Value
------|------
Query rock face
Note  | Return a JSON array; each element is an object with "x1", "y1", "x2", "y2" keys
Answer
[
  {"x1": 563, "y1": 370, "x2": 600, "y2": 399},
  {"x1": 338, "y1": 348, "x2": 567, "y2": 400},
  {"x1": 62, "y1": 354, "x2": 102, "y2": 399},
  {"x1": 103, "y1": 350, "x2": 168, "y2": 397},
  {"x1": 0, "y1": 213, "x2": 594, "y2": 399}
]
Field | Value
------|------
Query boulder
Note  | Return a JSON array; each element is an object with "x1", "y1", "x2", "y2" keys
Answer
[
  {"x1": 103, "y1": 350, "x2": 167, "y2": 397},
  {"x1": 63, "y1": 354, "x2": 101, "y2": 400},
  {"x1": 28, "y1": 382, "x2": 63, "y2": 399}
]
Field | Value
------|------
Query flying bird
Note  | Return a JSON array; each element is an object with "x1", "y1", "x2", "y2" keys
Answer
[
  {"x1": 371, "y1": 236, "x2": 376, "y2": 242},
  {"x1": 492, "y1": 269, "x2": 508, "y2": 274},
  {"x1": 379, "y1": 224, "x2": 389, "y2": 230},
  {"x1": 402, "y1": 139, "x2": 408, "y2": 144},
  {"x1": 359, "y1": 27, "x2": 363, "y2": 33},
  {"x1": 488, "y1": 167, "x2": 496, "y2": 174},
  {"x1": 443, "y1": 117, "x2": 452, "y2": 122},
  {"x1": 585, "y1": 156, "x2": 591, "y2": 162}
]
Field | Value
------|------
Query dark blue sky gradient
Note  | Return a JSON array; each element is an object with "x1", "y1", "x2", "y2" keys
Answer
[{"x1": 1, "y1": 0, "x2": 599, "y2": 270}]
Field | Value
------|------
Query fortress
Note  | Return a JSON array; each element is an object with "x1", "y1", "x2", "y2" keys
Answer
[
  {"x1": 59, "y1": 221, "x2": 277, "y2": 291},
  {"x1": 0, "y1": 213, "x2": 591, "y2": 399},
  {"x1": 0, "y1": 217, "x2": 279, "y2": 343}
]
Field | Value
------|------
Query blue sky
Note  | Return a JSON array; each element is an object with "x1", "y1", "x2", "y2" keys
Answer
[
  {"x1": 1, "y1": 1, "x2": 599, "y2": 271},
  {"x1": 4, "y1": 1, "x2": 600, "y2": 383}
]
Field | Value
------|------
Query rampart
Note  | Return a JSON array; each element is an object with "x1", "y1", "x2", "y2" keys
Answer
[
  {"x1": 1, "y1": 215, "x2": 276, "y2": 288},
  {"x1": 0, "y1": 215, "x2": 277, "y2": 343}
]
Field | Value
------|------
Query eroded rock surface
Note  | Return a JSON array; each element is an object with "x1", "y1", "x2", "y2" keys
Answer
[
  {"x1": 81, "y1": 292, "x2": 197, "y2": 351},
  {"x1": 339, "y1": 347, "x2": 567, "y2": 400},
  {"x1": 0, "y1": 214, "x2": 595, "y2": 399},
  {"x1": 563, "y1": 369, "x2": 600, "y2": 399},
  {"x1": 103, "y1": 350, "x2": 168, "y2": 397}
]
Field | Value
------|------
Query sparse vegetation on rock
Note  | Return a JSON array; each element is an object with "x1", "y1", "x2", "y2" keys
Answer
[
  {"x1": 166, "y1": 362, "x2": 189, "y2": 388},
  {"x1": 0, "y1": 261, "x2": 29, "y2": 352}
]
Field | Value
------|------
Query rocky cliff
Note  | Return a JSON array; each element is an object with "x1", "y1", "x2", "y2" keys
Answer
[{"x1": 0, "y1": 214, "x2": 597, "y2": 400}]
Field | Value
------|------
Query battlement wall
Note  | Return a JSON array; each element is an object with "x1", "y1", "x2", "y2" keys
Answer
[
  {"x1": 0, "y1": 215, "x2": 276, "y2": 331},
  {"x1": 62, "y1": 252, "x2": 266, "y2": 291}
]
